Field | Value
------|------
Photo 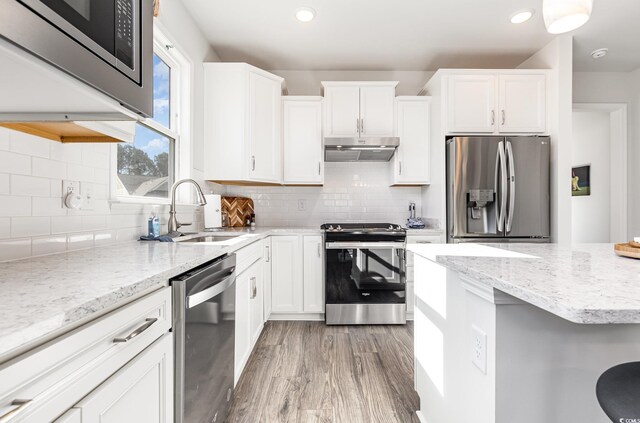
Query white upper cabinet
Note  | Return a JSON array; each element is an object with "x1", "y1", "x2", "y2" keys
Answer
[
  {"x1": 445, "y1": 72, "x2": 547, "y2": 134},
  {"x1": 204, "y1": 63, "x2": 283, "y2": 184},
  {"x1": 303, "y1": 235, "x2": 324, "y2": 313},
  {"x1": 498, "y1": 74, "x2": 546, "y2": 133},
  {"x1": 323, "y1": 85, "x2": 360, "y2": 137},
  {"x1": 283, "y1": 97, "x2": 323, "y2": 185},
  {"x1": 391, "y1": 97, "x2": 431, "y2": 185},
  {"x1": 322, "y1": 82, "x2": 398, "y2": 138},
  {"x1": 447, "y1": 74, "x2": 496, "y2": 133},
  {"x1": 359, "y1": 85, "x2": 396, "y2": 137}
]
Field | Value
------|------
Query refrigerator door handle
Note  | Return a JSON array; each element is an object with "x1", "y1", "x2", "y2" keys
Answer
[
  {"x1": 495, "y1": 141, "x2": 507, "y2": 232},
  {"x1": 506, "y1": 141, "x2": 516, "y2": 232}
]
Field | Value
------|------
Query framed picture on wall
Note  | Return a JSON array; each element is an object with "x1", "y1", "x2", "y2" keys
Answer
[{"x1": 572, "y1": 165, "x2": 591, "y2": 196}]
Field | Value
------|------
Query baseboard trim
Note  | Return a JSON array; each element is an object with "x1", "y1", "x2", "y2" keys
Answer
[{"x1": 268, "y1": 313, "x2": 325, "y2": 321}]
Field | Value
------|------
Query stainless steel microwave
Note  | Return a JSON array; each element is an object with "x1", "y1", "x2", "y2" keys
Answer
[{"x1": 0, "y1": 0, "x2": 153, "y2": 117}]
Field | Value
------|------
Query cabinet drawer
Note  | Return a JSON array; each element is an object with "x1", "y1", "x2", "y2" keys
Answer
[
  {"x1": 235, "y1": 239, "x2": 263, "y2": 275},
  {"x1": 0, "y1": 287, "x2": 171, "y2": 422}
]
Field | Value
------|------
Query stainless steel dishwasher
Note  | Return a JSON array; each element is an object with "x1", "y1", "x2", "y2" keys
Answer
[{"x1": 172, "y1": 253, "x2": 236, "y2": 423}]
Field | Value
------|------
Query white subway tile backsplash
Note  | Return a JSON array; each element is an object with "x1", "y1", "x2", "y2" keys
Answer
[
  {"x1": 0, "y1": 174, "x2": 9, "y2": 195},
  {"x1": 32, "y1": 235, "x2": 67, "y2": 256},
  {"x1": 67, "y1": 163, "x2": 94, "y2": 182},
  {"x1": 94, "y1": 230, "x2": 117, "y2": 246},
  {"x1": 11, "y1": 216, "x2": 50, "y2": 238},
  {"x1": 11, "y1": 175, "x2": 50, "y2": 197},
  {"x1": 51, "y1": 215, "x2": 82, "y2": 234},
  {"x1": 81, "y1": 215, "x2": 107, "y2": 231},
  {"x1": 10, "y1": 131, "x2": 50, "y2": 159},
  {"x1": 32, "y1": 197, "x2": 66, "y2": 217},
  {"x1": 0, "y1": 128, "x2": 10, "y2": 150},
  {"x1": 0, "y1": 151, "x2": 31, "y2": 175},
  {"x1": 32, "y1": 157, "x2": 67, "y2": 180},
  {"x1": 0, "y1": 196, "x2": 31, "y2": 217},
  {"x1": 67, "y1": 233, "x2": 94, "y2": 251},
  {"x1": 0, "y1": 218, "x2": 9, "y2": 239},
  {"x1": 50, "y1": 142, "x2": 83, "y2": 164},
  {"x1": 0, "y1": 239, "x2": 31, "y2": 261}
]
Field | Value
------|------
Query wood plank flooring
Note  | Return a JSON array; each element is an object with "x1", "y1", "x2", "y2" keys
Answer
[{"x1": 226, "y1": 321, "x2": 419, "y2": 423}]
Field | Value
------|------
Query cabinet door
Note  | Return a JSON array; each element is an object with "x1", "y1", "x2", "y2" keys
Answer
[
  {"x1": 283, "y1": 99, "x2": 323, "y2": 184},
  {"x1": 360, "y1": 86, "x2": 395, "y2": 137},
  {"x1": 248, "y1": 260, "x2": 264, "y2": 347},
  {"x1": 263, "y1": 238, "x2": 272, "y2": 321},
  {"x1": 235, "y1": 270, "x2": 251, "y2": 384},
  {"x1": 74, "y1": 334, "x2": 173, "y2": 423},
  {"x1": 498, "y1": 74, "x2": 546, "y2": 133},
  {"x1": 271, "y1": 236, "x2": 303, "y2": 313},
  {"x1": 447, "y1": 74, "x2": 496, "y2": 133},
  {"x1": 303, "y1": 235, "x2": 324, "y2": 313},
  {"x1": 249, "y1": 71, "x2": 281, "y2": 183},
  {"x1": 393, "y1": 98, "x2": 430, "y2": 185},
  {"x1": 324, "y1": 86, "x2": 360, "y2": 137}
]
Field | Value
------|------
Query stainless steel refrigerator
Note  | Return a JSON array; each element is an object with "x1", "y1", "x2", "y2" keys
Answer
[{"x1": 446, "y1": 136, "x2": 550, "y2": 243}]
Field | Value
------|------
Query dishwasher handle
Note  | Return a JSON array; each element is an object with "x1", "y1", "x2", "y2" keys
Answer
[{"x1": 186, "y1": 272, "x2": 235, "y2": 309}]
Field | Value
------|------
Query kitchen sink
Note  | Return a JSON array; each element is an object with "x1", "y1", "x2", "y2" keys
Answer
[{"x1": 177, "y1": 234, "x2": 241, "y2": 243}]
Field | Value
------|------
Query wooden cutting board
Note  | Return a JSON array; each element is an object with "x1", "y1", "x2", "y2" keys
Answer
[
  {"x1": 221, "y1": 196, "x2": 254, "y2": 227},
  {"x1": 614, "y1": 243, "x2": 640, "y2": 259}
]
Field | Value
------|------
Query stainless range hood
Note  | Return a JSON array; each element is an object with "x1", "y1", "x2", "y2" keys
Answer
[{"x1": 324, "y1": 137, "x2": 400, "y2": 162}]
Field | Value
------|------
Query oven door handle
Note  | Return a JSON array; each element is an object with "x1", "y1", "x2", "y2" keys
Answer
[{"x1": 325, "y1": 242, "x2": 406, "y2": 250}]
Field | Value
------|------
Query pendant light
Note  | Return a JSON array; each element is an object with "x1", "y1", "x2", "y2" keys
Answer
[{"x1": 543, "y1": 0, "x2": 593, "y2": 34}]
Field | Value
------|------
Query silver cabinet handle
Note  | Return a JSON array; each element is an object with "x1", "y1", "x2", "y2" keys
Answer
[
  {"x1": 399, "y1": 160, "x2": 402, "y2": 175},
  {"x1": 491, "y1": 110, "x2": 495, "y2": 126},
  {"x1": 318, "y1": 162, "x2": 321, "y2": 175},
  {"x1": 317, "y1": 243, "x2": 321, "y2": 257},
  {"x1": 265, "y1": 245, "x2": 270, "y2": 262},
  {"x1": 0, "y1": 399, "x2": 32, "y2": 422},
  {"x1": 251, "y1": 155, "x2": 256, "y2": 171},
  {"x1": 361, "y1": 118, "x2": 365, "y2": 134},
  {"x1": 113, "y1": 318, "x2": 158, "y2": 343},
  {"x1": 356, "y1": 118, "x2": 359, "y2": 133},
  {"x1": 250, "y1": 277, "x2": 257, "y2": 299},
  {"x1": 501, "y1": 110, "x2": 506, "y2": 125}
]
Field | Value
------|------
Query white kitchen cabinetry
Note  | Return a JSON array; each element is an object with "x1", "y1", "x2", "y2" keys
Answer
[
  {"x1": 445, "y1": 72, "x2": 546, "y2": 134},
  {"x1": 322, "y1": 82, "x2": 397, "y2": 138},
  {"x1": 270, "y1": 236, "x2": 304, "y2": 313},
  {"x1": 72, "y1": 334, "x2": 173, "y2": 423},
  {"x1": 263, "y1": 237, "x2": 272, "y2": 321},
  {"x1": 0, "y1": 288, "x2": 172, "y2": 422},
  {"x1": 391, "y1": 97, "x2": 431, "y2": 185},
  {"x1": 283, "y1": 97, "x2": 323, "y2": 185},
  {"x1": 303, "y1": 236, "x2": 324, "y2": 313},
  {"x1": 204, "y1": 63, "x2": 284, "y2": 184},
  {"x1": 234, "y1": 242, "x2": 264, "y2": 384}
]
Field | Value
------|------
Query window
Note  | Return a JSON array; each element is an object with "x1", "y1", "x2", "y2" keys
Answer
[{"x1": 115, "y1": 46, "x2": 179, "y2": 200}]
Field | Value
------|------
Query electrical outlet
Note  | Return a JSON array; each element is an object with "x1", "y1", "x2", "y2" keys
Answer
[
  {"x1": 297, "y1": 200, "x2": 306, "y2": 211},
  {"x1": 471, "y1": 325, "x2": 487, "y2": 374},
  {"x1": 80, "y1": 182, "x2": 94, "y2": 210},
  {"x1": 61, "y1": 180, "x2": 80, "y2": 208}
]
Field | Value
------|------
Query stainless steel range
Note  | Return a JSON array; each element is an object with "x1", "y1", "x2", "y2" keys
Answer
[{"x1": 322, "y1": 223, "x2": 407, "y2": 325}]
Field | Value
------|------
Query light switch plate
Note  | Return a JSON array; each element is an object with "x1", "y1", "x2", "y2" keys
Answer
[
  {"x1": 80, "y1": 182, "x2": 94, "y2": 210},
  {"x1": 471, "y1": 325, "x2": 487, "y2": 374},
  {"x1": 297, "y1": 200, "x2": 306, "y2": 211}
]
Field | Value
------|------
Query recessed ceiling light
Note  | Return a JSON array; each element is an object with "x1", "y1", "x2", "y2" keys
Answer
[
  {"x1": 591, "y1": 48, "x2": 608, "y2": 59},
  {"x1": 295, "y1": 7, "x2": 316, "y2": 23},
  {"x1": 543, "y1": 0, "x2": 593, "y2": 34},
  {"x1": 510, "y1": 9, "x2": 535, "y2": 24}
]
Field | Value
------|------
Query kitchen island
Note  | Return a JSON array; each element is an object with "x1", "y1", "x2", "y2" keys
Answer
[{"x1": 408, "y1": 243, "x2": 640, "y2": 423}]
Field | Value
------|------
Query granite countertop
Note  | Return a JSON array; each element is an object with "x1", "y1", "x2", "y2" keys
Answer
[
  {"x1": 407, "y1": 243, "x2": 640, "y2": 324},
  {"x1": 0, "y1": 227, "x2": 320, "y2": 363}
]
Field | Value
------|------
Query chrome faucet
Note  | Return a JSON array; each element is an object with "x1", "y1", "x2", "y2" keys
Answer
[{"x1": 168, "y1": 179, "x2": 207, "y2": 233}]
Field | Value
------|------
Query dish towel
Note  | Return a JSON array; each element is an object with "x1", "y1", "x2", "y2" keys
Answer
[{"x1": 139, "y1": 235, "x2": 175, "y2": 242}]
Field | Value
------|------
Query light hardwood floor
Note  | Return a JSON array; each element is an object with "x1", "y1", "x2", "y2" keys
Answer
[{"x1": 226, "y1": 321, "x2": 419, "y2": 423}]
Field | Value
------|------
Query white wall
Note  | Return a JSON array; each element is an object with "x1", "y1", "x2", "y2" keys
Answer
[
  {"x1": 270, "y1": 70, "x2": 434, "y2": 96},
  {"x1": 573, "y1": 71, "x2": 639, "y2": 239},
  {"x1": 220, "y1": 162, "x2": 422, "y2": 227},
  {"x1": 571, "y1": 111, "x2": 611, "y2": 243},
  {"x1": 518, "y1": 36, "x2": 574, "y2": 245},
  {"x1": 0, "y1": 3, "x2": 219, "y2": 262}
]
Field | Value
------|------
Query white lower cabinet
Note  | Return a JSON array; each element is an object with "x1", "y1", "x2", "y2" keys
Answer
[
  {"x1": 270, "y1": 235, "x2": 324, "y2": 318},
  {"x1": 303, "y1": 236, "x2": 324, "y2": 313},
  {"x1": 263, "y1": 237, "x2": 272, "y2": 321},
  {"x1": 71, "y1": 334, "x2": 173, "y2": 423},
  {"x1": 234, "y1": 243, "x2": 265, "y2": 384},
  {"x1": 0, "y1": 288, "x2": 172, "y2": 423},
  {"x1": 271, "y1": 236, "x2": 304, "y2": 313}
]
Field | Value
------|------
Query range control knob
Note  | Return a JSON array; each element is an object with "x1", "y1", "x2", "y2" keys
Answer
[
  {"x1": 328, "y1": 225, "x2": 334, "y2": 231},
  {"x1": 337, "y1": 225, "x2": 342, "y2": 231},
  {"x1": 388, "y1": 225, "x2": 394, "y2": 230}
]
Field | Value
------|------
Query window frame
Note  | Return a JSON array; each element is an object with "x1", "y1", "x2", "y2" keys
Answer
[{"x1": 110, "y1": 28, "x2": 184, "y2": 205}]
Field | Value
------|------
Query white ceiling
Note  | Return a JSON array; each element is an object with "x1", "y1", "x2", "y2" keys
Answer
[{"x1": 181, "y1": 0, "x2": 639, "y2": 72}]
